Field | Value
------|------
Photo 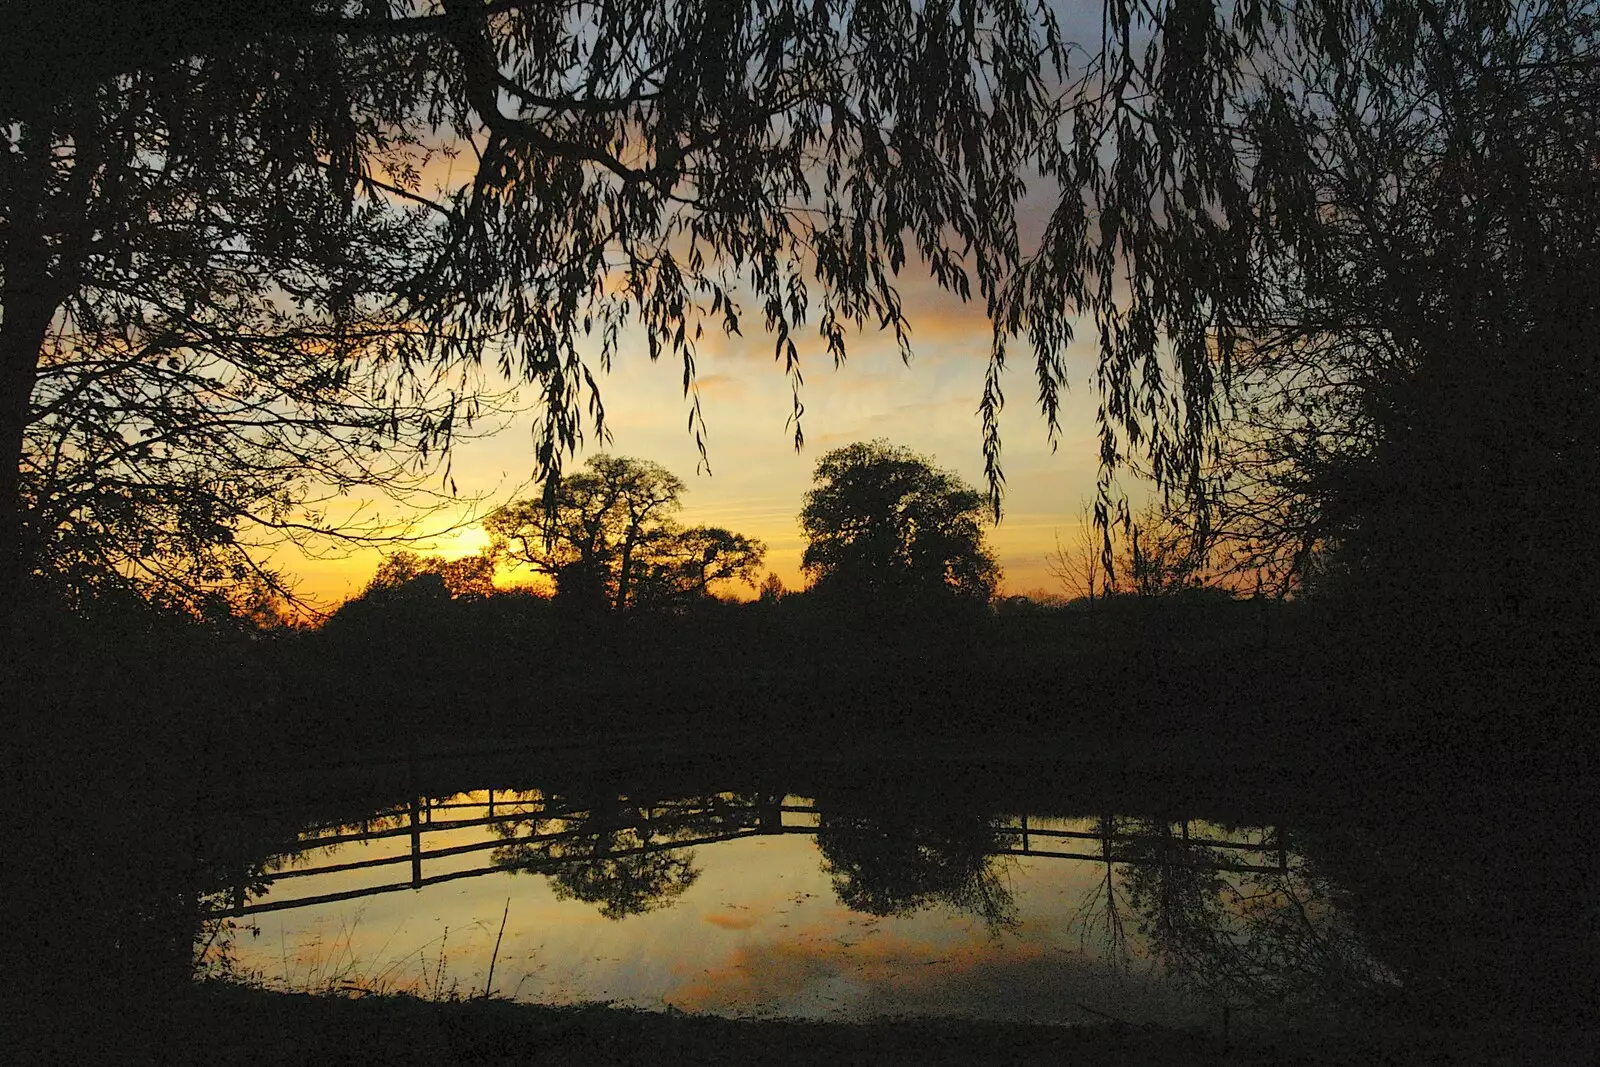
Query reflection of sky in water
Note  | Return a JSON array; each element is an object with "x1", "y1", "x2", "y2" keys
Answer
[{"x1": 204, "y1": 792, "x2": 1282, "y2": 1026}]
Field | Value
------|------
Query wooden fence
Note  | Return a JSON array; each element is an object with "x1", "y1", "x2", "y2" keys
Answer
[{"x1": 212, "y1": 792, "x2": 1290, "y2": 919}]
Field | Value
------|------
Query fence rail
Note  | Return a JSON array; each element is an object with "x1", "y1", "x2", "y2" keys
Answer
[{"x1": 211, "y1": 792, "x2": 1289, "y2": 919}]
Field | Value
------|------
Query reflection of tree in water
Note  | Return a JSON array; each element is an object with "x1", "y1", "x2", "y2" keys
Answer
[
  {"x1": 1109, "y1": 820, "x2": 1392, "y2": 1012},
  {"x1": 193, "y1": 800, "x2": 393, "y2": 981},
  {"x1": 191, "y1": 856, "x2": 274, "y2": 982},
  {"x1": 490, "y1": 792, "x2": 770, "y2": 920},
  {"x1": 1072, "y1": 816, "x2": 1131, "y2": 964},
  {"x1": 815, "y1": 807, "x2": 1020, "y2": 931},
  {"x1": 541, "y1": 845, "x2": 697, "y2": 921},
  {"x1": 1283, "y1": 797, "x2": 1591, "y2": 1027}
]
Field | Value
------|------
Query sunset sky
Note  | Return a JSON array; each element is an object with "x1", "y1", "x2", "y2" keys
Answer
[
  {"x1": 257, "y1": 1, "x2": 1135, "y2": 609},
  {"x1": 280, "y1": 269, "x2": 1117, "y2": 608}
]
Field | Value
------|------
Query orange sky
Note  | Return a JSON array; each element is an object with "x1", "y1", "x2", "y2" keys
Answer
[
  {"x1": 273, "y1": 268, "x2": 1119, "y2": 609},
  {"x1": 223, "y1": 1, "x2": 1163, "y2": 612}
]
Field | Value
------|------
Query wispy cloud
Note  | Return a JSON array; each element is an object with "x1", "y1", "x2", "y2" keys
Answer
[{"x1": 665, "y1": 920, "x2": 1199, "y2": 1026}]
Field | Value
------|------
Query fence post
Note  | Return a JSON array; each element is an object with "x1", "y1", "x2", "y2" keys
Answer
[
  {"x1": 410, "y1": 796, "x2": 423, "y2": 888},
  {"x1": 758, "y1": 796, "x2": 783, "y2": 834}
]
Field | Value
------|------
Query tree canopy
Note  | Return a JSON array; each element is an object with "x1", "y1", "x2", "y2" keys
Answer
[
  {"x1": 484, "y1": 454, "x2": 763, "y2": 613},
  {"x1": 800, "y1": 440, "x2": 999, "y2": 604},
  {"x1": 5, "y1": 0, "x2": 1594, "y2": 629},
  {"x1": 1185, "y1": 0, "x2": 1600, "y2": 616},
  {"x1": 1018, "y1": 0, "x2": 1600, "y2": 621},
  {"x1": 3, "y1": 2, "x2": 495, "y2": 610},
  {"x1": 0, "y1": 0, "x2": 1065, "y2": 611},
  {"x1": 358, "y1": 550, "x2": 496, "y2": 602}
]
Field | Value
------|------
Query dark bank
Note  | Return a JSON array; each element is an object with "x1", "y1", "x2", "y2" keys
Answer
[{"x1": 6, "y1": 576, "x2": 1596, "y2": 1063}]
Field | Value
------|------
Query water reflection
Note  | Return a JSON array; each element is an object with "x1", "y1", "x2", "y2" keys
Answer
[
  {"x1": 488, "y1": 791, "x2": 778, "y2": 919},
  {"x1": 1085, "y1": 817, "x2": 1388, "y2": 1011},
  {"x1": 815, "y1": 803, "x2": 1020, "y2": 930},
  {"x1": 194, "y1": 785, "x2": 1381, "y2": 1028}
]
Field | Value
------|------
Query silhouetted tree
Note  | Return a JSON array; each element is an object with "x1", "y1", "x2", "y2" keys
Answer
[
  {"x1": 1018, "y1": 2, "x2": 1600, "y2": 635},
  {"x1": 800, "y1": 440, "x2": 999, "y2": 607},
  {"x1": 360, "y1": 551, "x2": 496, "y2": 602},
  {"x1": 630, "y1": 524, "x2": 766, "y2": 611},
  {"x1": 12, "y1": 1, "x2": 1594, "y2": 650},
  {"x1": 485, "y1": 455, "x2": 763, "y2": 613},
  {"x1": 1, "y1": 1, "x2": 1076, "y2": 612},
  {"x1": 1, "y1": 18, "x2": 505, "y2": 612},
  {"x1": 1047, "y1": 501, "x2": 1105, "y2": 605},
  {"x1": 1055, "y1": 494, "x2": 1233, "y2": 615},
  {"x1": 1115, "y1": 501, "x2": 1214, "y2": 599},
  {"x1": 757, "y1": 571, "x2": 786, "y2": 604},
  {"x1": 225, "y1": 575, "x2": 301, "y2": 632}
]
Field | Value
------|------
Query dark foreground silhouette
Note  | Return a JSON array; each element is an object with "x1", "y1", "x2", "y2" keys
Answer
[
  {"x1": 120, "y1": 985, "x2": 1597, "y2": 1067},
  {"x1": 3, "y1": 586, "x2": 1596, "y2": 1063}
]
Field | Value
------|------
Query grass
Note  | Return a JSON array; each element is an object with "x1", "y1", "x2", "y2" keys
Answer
[
  {"x1": 36, "y1": 980, "x2": 1581, "y2": 1067},
  {"x1": 112, "y1": 906, "x2": 1600, "y2": 1067},
  {"x1": 195, "y1": 908, "x2": 537, "y2": 1004},
  {"x1": 116, "y1": 982, "x2": 1246, "y2": 1066}
]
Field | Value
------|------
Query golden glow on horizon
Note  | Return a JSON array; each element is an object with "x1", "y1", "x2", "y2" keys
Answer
[
  {"x1": 433, "y1": 524, "x2": 492, "y2": 558},
  {"x1": 281, "y1": 512, "x2": 1086, "y2": 608},
  {"x1": 266, "y1": 267, "x2": 1114, "y2": 609}
]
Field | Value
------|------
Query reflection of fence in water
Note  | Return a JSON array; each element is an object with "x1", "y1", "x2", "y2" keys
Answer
[
  {"x1": 213, "y1": 791, "x2": 1289, "y2": 919},
  {"x1": 1006, "y1": 814, "x2": 1290, "y2": 870}
]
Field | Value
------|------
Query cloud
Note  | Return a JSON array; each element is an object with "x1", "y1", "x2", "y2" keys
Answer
[
  {"x1": 665, "y1": 922, "x2": 1202, "y2": 1026},
  {"x1": 692, "y1": 372, "x2": 747, "y2": 400},
  {"x1": 704, "y1": 912, "x2": 763, "y2": 931}
]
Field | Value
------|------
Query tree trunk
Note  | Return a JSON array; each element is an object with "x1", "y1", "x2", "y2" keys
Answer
[
  {"x1": 615, "y1": 531, "x2": 636, "y2": 613},
  {"x1": 0, "y1": 121, "x2": 59, "y2": 617},
  {"x1": 0, "y1": 291, "x2": 50, "y2": 615}
]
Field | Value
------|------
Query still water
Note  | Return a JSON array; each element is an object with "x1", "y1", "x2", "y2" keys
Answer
[{"x1": 197, "y1": 784, "x2": 1382, "y2": 1030}]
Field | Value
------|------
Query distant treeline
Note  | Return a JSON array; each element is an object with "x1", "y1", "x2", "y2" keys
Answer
[{"x1": 5, "y1": 570, "x2": 1338, "y2": 775}]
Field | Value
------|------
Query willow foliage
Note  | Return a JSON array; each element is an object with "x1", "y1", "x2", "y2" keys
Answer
[{"x1": 6, "y1": 1, "x2": 1593, "y2": 607}]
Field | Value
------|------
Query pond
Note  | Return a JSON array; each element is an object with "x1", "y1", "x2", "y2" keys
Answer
[{"x1": 195, "y1": 769, "x2": 1390, "y2": 1035}]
